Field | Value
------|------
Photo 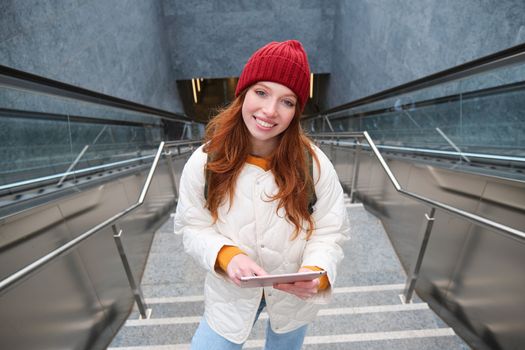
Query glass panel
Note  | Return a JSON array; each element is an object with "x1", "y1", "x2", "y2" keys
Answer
[
  {"x1": 0, "y1": 114, "x2": 72, "y2": 186},
  {"x1": 310, "y1": 58, "x2": 525, "y2": 179},
  {"x1": 0, "y1": 76, "x2": 194, "y2": 212}
]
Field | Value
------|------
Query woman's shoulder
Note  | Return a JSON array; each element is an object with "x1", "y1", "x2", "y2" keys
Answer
[
  {"x1": 183, "y1": 143, "x2": 208, "y2": 172},
  {"x1": 308, "y1": 142, "x2": 332, "y2": 168}
]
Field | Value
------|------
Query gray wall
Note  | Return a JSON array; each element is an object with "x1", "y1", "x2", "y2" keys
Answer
[
  {"x1": 3, "y1": 1, "x2": 524, "y2": 112},
  {"x1": 325, "y1": 0, "x2": 525, "y2": 108},
  {"x1": 162, "y1": 0, "x2": 335, "y2": 79},
  {"x1": 0, "y1": 0, "x2": 183, "y2": 113}
]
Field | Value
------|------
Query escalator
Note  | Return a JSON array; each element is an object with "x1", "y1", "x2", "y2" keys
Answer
[
  {"x1": 0, "y1": 66, "x2": 202, "y2": 349},
  {"x1": 1, "y1": 42, "x2": 524, "y2": 349},
  {"x1": 303, "y1": 43, "x2": 525, "y2": 350}
]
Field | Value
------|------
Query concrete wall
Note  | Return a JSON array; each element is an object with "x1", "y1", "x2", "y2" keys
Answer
[
  {"x1": 0, "y1": 0, "x2": 183, "y2": 113},
  {"x1": 325, "y1": 0, "x2": 525, "y2": 108},
  {"x1": 4, "y1": 1, "x2": 523, "y2": 113},
  {"x1": 162, "y1": 0, "x2": 335, "y2": 79}
]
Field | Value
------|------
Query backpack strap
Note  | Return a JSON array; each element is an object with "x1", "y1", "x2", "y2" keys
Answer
[{"x1": 306, "y1": 149, "x2": 317, "y2": 214}]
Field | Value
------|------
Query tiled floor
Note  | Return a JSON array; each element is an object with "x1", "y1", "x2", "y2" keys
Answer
[{"x1": 110, "y1": 197, "x2": 471, "y2": 349}]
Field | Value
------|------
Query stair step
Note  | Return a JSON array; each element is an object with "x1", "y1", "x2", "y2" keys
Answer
[
  {"x1": 128, "y1": 283, "x2": 418, "y2": 319},
  {"x1": 127, "y1": 303, "x2": 430, "y2": 327},
  {"x1": 110, "y1": 198, "x2": 470, "y2": 349},
  {"x1": 345, "y1": 202, "x2": 363, "y2": 208},
  {"x1": 109, "y1": 327, "x2": 463, "y2": 350},
  {"x1": 111, "y1": 303, "x2": 446, "y2": 347}
]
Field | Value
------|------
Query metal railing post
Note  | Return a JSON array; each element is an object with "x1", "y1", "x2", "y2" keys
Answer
[
  {"x1": 112, "y1": 224, "x2": 151, "y2": 319},
  {"x1": 402, "y1": 207, "x2": 436, "y2": 304},
  {"x1": 164, "y1": 148, "x2": 179, "y2": 199},
  {"x1": 350, "y1": 139, "x2": 362, "y2": 203},
  {"x1": 324, "y1": 115, "x2": 335, "y2": 132}
]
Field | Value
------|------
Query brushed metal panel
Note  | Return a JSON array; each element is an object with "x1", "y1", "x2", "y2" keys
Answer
[
  {"x1": 365, "y1": 156, "x2": 394, "y2": 205},
  {"x1": 404, "y1": 162, "x2": 525, "y2": 350},
  {"x1": 0, "y1": 149, "x2": 180, "y2": 349},
  {"x1": 58, "y1": 180, "x2": 135, "y2": 336},
  {"x1": 478, "y1": 179, "x2": 525, "y2": 231},
  {"x1": 119, "y1": 164, "x2": 175, "y2": 277},
  {"x1": 355, "y1": 151, "x2": 375, "y2": 194},
  {"x1": 406, "y1": 163, "x2": 485, "y2": 212},
  {"x1": 0, "y1": 204, "x2": 72, "y2": 281},
  {"x1": 354, "y1": 154, "x2": 418, "y2": 271},
  {"x1": 0, "y1": 245, "x2": 108, "y2": 349},
  {"x1": 139, "y1": 162, "x2": 175, "y2": 213},
  {"x1": 118, "y1": 170, "x2": 146, "y2": 206},
  {"x1": 167, "y1": 152, "x2": 193, "y2": 193},
  {"x1": 386, "y1": 158, "x2": 412, "y2": 189},
  {"x1": 394, "y1": 162, "x2": 486, "y2": 270},
  {"x1": 373, "y1": 158, "x2": 413, "y2": 229},
  {"x1": 59, "y1": 180, "x2": 129, "y2": 234},
  {"x1": 451, "y1": 178, "x2": 525, "y2": 349},
  {"x1": 342, "y1": 144, "x2": 525, "y2": 350},
  {"x1": 445, "y1": 226, "x2": 525, "y2": 349},
  {"x1": 417, "y1": 211, "x2": 472, "y2": 304},
  {"x1": 172, "y1": 155, "x2": 189, "y2": 188},
  {"x1": 332, "y1": 147, "x2": 354, "y2": 187},
  {"x1": 118, "y1": 162, "x2": 175, "y2": 208},
  {"x1": 155, "y1": 160, "x2": 178, "y2": 197}
]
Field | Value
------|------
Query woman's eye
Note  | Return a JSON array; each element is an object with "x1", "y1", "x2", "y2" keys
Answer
[
  {"x1": 283, "y1": 99, "x2": 296, "y2": 108},
  {"x1": 255, "y1": 90, "x2": 266, "y2": 97}
]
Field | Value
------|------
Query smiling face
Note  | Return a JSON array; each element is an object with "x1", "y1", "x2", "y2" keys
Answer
[{"x1": 241, "y1": 81, "x2": 297, "y2": 157}]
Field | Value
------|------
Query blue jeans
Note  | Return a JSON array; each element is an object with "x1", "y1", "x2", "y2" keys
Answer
[{"x1": 191, "y1": 298, "x2": 308, "y2": 350}]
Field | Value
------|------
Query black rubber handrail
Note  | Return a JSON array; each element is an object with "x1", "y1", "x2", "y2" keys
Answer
[
  {"x1": 304, "y1": 42, "x2": 525, "y2": 119},
  {"x1": 0, "y1": 65, "x2": 191, "y2": 123}
]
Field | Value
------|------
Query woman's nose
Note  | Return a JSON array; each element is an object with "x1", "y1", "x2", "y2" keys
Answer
[{"x1": 262, "y1": 99, "x2": 278, "y2": 117}]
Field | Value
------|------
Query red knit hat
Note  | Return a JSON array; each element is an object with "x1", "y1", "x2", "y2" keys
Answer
[{"x1": 235, "y1": 40, "x2": 311, "y2": 111}]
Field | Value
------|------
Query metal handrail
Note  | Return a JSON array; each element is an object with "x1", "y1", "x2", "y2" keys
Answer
[
  {"x1": 0, "y1": 140, "x2": 200, "y2": 301},
  {"x1": 313, "y1": 132, "x2": 525, "y2": 240},
  {"x1": 312, "y1": 131, "x2": 525, "y2": 302},
  {"x1": 1, "y1": 140, "x2": 204, "y2": 193},
  {"x1": 0, "y1": 154, "x2": 156, "y2": 192},
  {"x1": 330, "y1": 141, "x2": 525, "y2": 164}
]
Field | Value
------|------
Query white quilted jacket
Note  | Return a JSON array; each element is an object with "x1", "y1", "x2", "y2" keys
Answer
[{"x1": 174, "y1": 144, "x2": 350, "y2": 344}]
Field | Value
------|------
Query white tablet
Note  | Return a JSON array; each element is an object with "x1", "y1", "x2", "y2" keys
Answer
[{"x1": 240, "y1": 270, "x2": 326, "y2": 288}]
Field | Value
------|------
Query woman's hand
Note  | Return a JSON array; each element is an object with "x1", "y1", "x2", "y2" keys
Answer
[
  {"x1": 226, "y1": 254, "x2": 268, "y2": 287},
  {"x1": 273, "y1": 267, "x2": 320, "y2": 299}
]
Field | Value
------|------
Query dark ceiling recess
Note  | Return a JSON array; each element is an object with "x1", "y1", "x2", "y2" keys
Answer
[{"x1": 177, "y1": 74, "x2": 327, "y2": 124}]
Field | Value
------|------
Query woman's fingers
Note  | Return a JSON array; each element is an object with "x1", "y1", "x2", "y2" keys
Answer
[
  {"x1": 273, "y1": 281, "x2": 319, "y2": 298},
  {"x1": 226, "y1": 255, "x2": 267, "y2": 286},
  {"x1": 251, "y1": 264, "x2": 268, "y2": 277},
  {"x1": 295, "y1": 280, "x2": 319, "y2": 289}
]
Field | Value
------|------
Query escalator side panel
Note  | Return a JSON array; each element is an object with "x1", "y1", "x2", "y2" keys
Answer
[{"x1": 346, "y1": 148, "x2": 525, "y2": 349}]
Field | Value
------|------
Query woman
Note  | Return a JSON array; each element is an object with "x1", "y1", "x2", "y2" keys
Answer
[{"x1": 174, "y1": 40, "x2": 350, "y2": 349}]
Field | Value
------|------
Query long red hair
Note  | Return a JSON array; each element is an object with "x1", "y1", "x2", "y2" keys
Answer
[{"x1": 203, "y1": 91, "x2": 319, "y2": 240}]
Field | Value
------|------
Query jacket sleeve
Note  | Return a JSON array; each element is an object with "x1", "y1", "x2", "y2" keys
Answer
[
  {"x1": 301, "y1": 146, "x2": 350, "y2": 302},
  {"x1": 173, "y1": 146, "x2": 236, "y2": 278}
]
